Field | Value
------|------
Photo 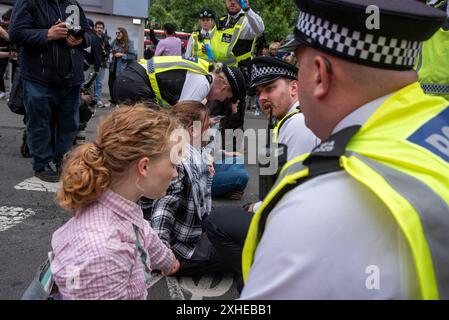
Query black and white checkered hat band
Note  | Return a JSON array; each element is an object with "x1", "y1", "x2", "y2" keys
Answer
[
  {"x1": 296, "y1": 11, "x2": 422, "y2": 69},
  {"x1": 250, "y1": 65, "x2": 297, "y2": 83}
]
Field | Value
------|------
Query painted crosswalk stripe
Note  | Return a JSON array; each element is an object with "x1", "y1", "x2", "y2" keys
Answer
[
  {"x1": 14, "y1": 177, "x2": 60, "y2": 193},
  {"x1": 0, "y1": 207, "x2": 36, "y2": 232}
]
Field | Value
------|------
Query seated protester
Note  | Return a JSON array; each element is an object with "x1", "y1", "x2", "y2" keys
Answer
[
  {"x1": 204, "y1": 119, "x2": 249, "y2": 200},
  {"x1": 145, "y1": 101, "x2": 239, "y2": 276},
  {"x1": 113, "y1": 57, "x2": 246, "y2": 108},
  {"x1": 52, "y1": 106, "x2": 181, "y2": 300},
  {"x1": 211, "y1": 152, "x2": 249, "y2": 200}
]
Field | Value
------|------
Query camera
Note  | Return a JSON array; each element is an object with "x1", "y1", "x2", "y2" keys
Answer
[{"x1": 57, "y1": 18, "x2": 85, "y2": 40}]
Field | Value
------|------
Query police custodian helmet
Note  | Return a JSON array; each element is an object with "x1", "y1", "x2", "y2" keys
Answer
[{"x1": 281, "y1": 0, "x2": 446, "y2": 70}]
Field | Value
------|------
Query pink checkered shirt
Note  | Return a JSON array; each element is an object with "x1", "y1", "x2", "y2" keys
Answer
[{"x1": 51, "y1": 189, "x2": 174, "y2": 300}]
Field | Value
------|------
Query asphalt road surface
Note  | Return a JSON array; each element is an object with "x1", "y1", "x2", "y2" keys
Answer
[{"x1": 0, "y1": 99, "x2": 265, "y2": 300}]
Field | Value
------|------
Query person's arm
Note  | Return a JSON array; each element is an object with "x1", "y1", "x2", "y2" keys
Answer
[
  {"x1": 239, "y1": 1, "x2": 265, "y2": 40},
  {"x1": 145, "y1": 223, "x2": 177, "y2": 275},
  {"x1": 123, "y1": 41, "x2": 137, "y2": 61},
  {"x1": 185, "y1": 35, "x2": 194, "y2": 57},
  {"x1": 149, "y1": 164, "x2": 184, "y2": 249},
  {"x1": 77, "y1": 5, "x2": 92, "y2": 49},
  {"x1": 0, "y1": 26, "x2": 8, "y2": 40},
  {"x1": 149, "y1": 27, "x2": 159, "y2": 46},
  {"x1": 9, "y1": 0, "x2": 56, "y2": 48}
]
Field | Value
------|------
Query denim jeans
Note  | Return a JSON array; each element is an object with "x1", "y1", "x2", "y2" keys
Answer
[
  {"x1": 95, "y1": 67, "x2": 106, "y2": 102},
  {"x1": 23, "y1": 79, "x2": 80, "y2": 172},
  {"x1": 212, "y1": 156, "x2": 250, "y2": 198}
]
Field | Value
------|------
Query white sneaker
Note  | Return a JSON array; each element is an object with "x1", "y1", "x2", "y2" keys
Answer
[
  {"x1": 96, "y1": 101, "x2": 104, "y2": 108},
  {"x1": 0, "y1": 92, "x2": 6, "y2": 99}
]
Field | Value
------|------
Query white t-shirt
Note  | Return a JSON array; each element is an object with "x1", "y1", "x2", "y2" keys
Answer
[
  {"x1": 242, "y1": 94, "x2": 420, "y2": 300},
  {"x1": 179, "y1": 72, "x2": 212, "y2": 103}
]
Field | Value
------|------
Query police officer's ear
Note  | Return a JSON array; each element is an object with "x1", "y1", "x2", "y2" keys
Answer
[
  {"x1": 288, "y1": 79, "x2": 299, "y2": 98},
  {"x1": 313, "y1": 55, "x2": 332, "y2": 99}
]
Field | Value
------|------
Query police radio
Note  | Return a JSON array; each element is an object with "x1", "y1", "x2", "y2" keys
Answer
[{"x1": 258, "y1": 107, "x2": 288, "y2": 201}]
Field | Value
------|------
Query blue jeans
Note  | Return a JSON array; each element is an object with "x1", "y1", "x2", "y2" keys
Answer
[
  {"x1": 23, "y1": 79, "x2": 80, "y2": 172},
  {"x1": 212, "y1": 156, "x2": 249, "y2": 197},
  {"x1": 95, "y1": 67, "x2": 106, "y2": 102}
]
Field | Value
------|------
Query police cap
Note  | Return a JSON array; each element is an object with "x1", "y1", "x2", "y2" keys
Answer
[
  {"x1": 281, "y1": 0, "x2": 446, "y2": 70},
  {"x1": 249, "y1": 56, "x2": 298, "y2": 89},
  {"x1": 199, "y1": 9, "x2": 215, "y2": 19}
]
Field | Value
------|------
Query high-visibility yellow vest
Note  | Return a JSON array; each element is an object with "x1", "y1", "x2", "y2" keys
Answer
[
  {"x1": 417, "y1": 28, "x2": 449, "y2": 100},
  {"x1": 210, "y1": 15, "x2": 256, "y2": 67},
  {"x1": 272, "y1": 108, "x2": 301, "y2": 144},
  {"x1": 139, "y1": 56, "x2": 213, "y2": 107},
  {"x1": 242, "y1": 82, "x2": 449, "y2": 300},
  {"x1": 190, "y1": 29, "x2": 215, "y2": 62}
]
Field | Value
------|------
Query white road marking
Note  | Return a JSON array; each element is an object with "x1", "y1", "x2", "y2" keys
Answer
[
  {"x1": 180, "y1": 274, "x2": 234, "y2": 300},
  {"x1": 166, "y1": 276, "x2": 186, "y2": 300},
  {"x1": 14, "y1": 177, "x2": 60, "y2": 193},
  {"x1": 0, "y1": 206, "x2": 36, "y2": 232}
]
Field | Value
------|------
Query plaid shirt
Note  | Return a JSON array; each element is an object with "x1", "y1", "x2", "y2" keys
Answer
[
  {"x1": 147, "y1": 145, "x2": 213, "y2": 259},
  {"x1": 51, "y1": 189, "x2": 174, "y2": 300}
]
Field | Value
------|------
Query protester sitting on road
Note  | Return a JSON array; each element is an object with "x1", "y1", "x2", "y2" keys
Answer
[
  {"x1": 144, "y1": 101, "x2": 240, "y2": 276},
  {"x1": 114, "y1": 58, "x2": 246, "y2": 109},
  {"x1": 52, "y1": 106, "x2": 181, "y2": 300}
]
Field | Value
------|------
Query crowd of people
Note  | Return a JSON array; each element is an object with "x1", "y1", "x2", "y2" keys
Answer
[{"x1": 5, "y1": 0, "x2": 449, "y2": 301}]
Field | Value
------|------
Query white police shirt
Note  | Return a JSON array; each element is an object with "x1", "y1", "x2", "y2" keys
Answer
[
  {"x1": 278, "y1": 102, "x2": 320, "y2": 161},
  {"x1": 227, "y1": 9, "x2": 265, "y2": 40},
  {"x1": 179, "y1": 72, "x2": 212, "y2": 103},
  {"x1": 241, "y1": 94, "x2": 421, "y2": 300}
]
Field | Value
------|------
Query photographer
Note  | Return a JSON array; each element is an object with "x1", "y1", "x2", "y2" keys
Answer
[{"x1": 9, "y1": 0, "x2": 92, "y2": 183}]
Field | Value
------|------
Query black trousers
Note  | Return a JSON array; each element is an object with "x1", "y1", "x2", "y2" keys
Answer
[
  {"x1": 0, "y1": 58, "x2": 9, "y2": 93},
  {"x1": 203, "y1": 206, "x2": 254, "y2": 276},
  {"x1": 108, "y1": 70, "x2": 117, "y2": 104}
]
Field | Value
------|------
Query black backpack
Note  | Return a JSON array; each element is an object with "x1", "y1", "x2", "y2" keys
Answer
[
  {"x1": 7, "y1": 0, "x2": 36, "y2": 116},
  {"x1": 7, "y1": 67, "x2": 25, "y2": 115}
]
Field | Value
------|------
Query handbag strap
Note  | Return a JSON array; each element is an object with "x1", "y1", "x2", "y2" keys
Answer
[{"x1": 133, "y1": 226, "x2": 151, "y2": 284}]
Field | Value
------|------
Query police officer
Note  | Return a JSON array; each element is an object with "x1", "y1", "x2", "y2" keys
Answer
[
  {"x1": 113, "y1": 57, "x2": 246, "y2": 108},
  {"x1": 242, "y1": 0, "x2": 449, "y2": 299},
  {"x1": 249, "y1": 56, "x2": 320, "y2": 160},
  {"x1": 417, "y1": 0, "x2": 449, "y2": 100},
  {"x1": 185, "y1": 9, "x2": 216, "y2": 61},
  {"x1": 212, "y1": 0, "x2": 264, "y2": 68}
]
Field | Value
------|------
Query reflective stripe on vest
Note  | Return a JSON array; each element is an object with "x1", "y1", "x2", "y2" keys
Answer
[
  {"x1": 272, "y1": 109, "x2": 301, "y2": 144},
  {"x1": 211, "y1": 16, "x2": 254, "y2": 67},
  {"x1": 191, "y1": 31, "x2": 214, "y2": 61},
  {"x1": 242, "y1": 82, "x2": 449, "y2": 299},
  {"x1": 140, "y1": 57, "x2": 212, "y2": 107},
  {"x1": 345, "y1": 152, "x2": 449, "y2": 300}
]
